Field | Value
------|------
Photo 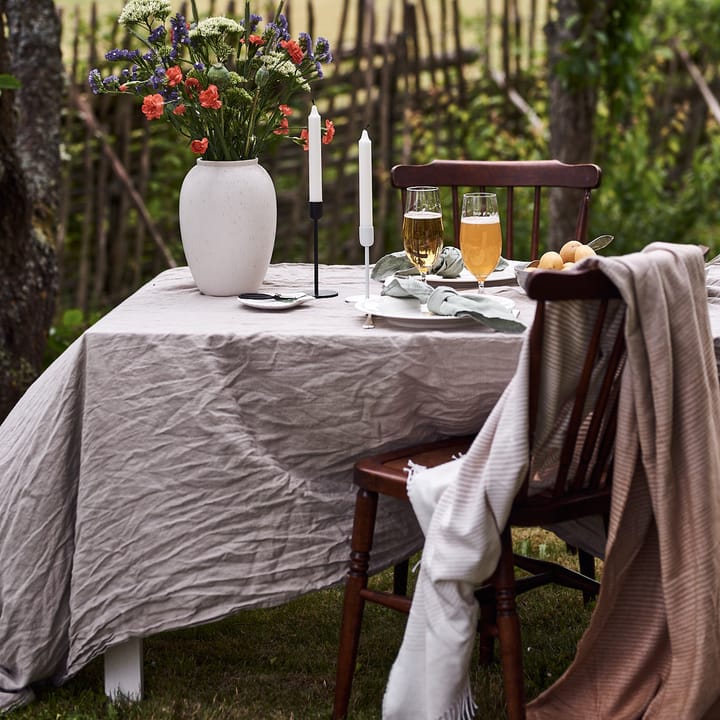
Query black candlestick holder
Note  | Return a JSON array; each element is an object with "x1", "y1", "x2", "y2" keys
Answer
[{"x1": 308, "y1": 201, "x2": 338, "y2": 299}]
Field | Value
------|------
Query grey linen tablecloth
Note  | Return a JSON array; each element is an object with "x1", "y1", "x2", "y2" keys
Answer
[{"x1": 0, "y1": 263, "x2": 533, "y2": 710}]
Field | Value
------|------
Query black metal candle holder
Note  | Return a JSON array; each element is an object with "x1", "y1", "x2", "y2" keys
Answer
[{"x1": 308, "y1": 201, "x2": 338, "y2": 298}]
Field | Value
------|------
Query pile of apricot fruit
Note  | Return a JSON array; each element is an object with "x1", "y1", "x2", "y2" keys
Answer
[{"x1": 530, "y1": 240, "x2": 596, "y2": 271}]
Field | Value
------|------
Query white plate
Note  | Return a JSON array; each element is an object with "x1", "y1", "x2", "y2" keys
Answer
[
  {"x1": 421, "y1": 265, "x2": 518, "y2": 289},
  {"x1": 238, "y1": 293, "x2": 312, "y2": 310},
  {"x1": 355, "y1": 294, "x2": 515, "y2": 330}
]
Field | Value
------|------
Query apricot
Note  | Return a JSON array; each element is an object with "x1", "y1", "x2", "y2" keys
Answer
[
  {"x1": 574, "y1": 244, "x2": 597, "y2": 262},
  {"x1": 537, "y1": 251, "x2": 564, "y2": 270},
  {"x1": 561, "y1": 261, "x2": 575, "y2": 271},
  {"x1": 560, "y1": 240, "x2": 582, "y2": 264}
]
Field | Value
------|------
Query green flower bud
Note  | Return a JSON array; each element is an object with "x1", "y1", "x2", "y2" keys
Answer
[
  {"x1": 255, "y1": 66, "x2": 270, "y2": 88},
  {"x1": 207, "y1": 63, "x2": 231, "y2": 89}
]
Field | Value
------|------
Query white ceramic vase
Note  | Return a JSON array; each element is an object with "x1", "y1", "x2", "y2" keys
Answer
[{"x1": 179, "y1": 158, "x2": 277, "y2": 296}]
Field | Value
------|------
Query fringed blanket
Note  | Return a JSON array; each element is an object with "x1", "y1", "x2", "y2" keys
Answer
[{"x1": 383, "y1": 243, "x2": 720, "y2": 720}]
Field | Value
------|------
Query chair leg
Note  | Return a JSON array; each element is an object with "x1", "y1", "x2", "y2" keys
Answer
[
  {"x1": 495, "y1": 527, "x2": 526, "y2": 720},
  {"x1": 333, "y1": 488, "x2": 379, "y2": 720},
  {"x1": 577, "y1": 549, "x2": 597, "y2": 603},
  {"x1": 393, "y1": 558, "x2": 409, "y2": 596},
  {"x1": 477, "y1": 599, "x2": 497, "y2": 665}
]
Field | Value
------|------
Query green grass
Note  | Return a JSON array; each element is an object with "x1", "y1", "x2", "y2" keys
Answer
[{"x1": 9, "y1": 530, "x2": 597, "y2": 719}]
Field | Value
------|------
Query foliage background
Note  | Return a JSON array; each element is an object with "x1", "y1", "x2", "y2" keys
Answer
[{"x1": 48, "y1": 0, "x2": 720, "y2": 354}]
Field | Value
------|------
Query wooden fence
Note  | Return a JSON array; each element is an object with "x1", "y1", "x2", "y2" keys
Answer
[{"x1": 59, "y1": 0, "x2": 548, "y2": 311}]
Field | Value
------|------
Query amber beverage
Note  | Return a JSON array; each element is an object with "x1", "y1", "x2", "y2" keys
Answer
[
  {"x1": 402, "y1": 211, "x2": 444, "y2": 275},
  {"x1": 460, "y1": 216, "x2": 502, "y2": 282},
  {"x1": 460, "y1": 192, "x2": 502, "y2": 292}
]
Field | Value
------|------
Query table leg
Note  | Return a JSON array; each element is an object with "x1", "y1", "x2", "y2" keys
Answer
[{"x1": 104, "y1": 637, "x2": 144, "y2": 701}]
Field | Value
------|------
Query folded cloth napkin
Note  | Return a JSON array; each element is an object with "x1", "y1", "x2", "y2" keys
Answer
[
  {"x1": 382, "y1": 276, "x2": 526, "y2": 332},
  {"x1": 372, "y1": 247, "x2": 466, "y2": 281}
]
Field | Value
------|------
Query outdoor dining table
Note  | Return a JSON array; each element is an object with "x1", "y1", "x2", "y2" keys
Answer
[
  {"x1": 3, "y1": 259, "x2": 720, "y2": 709},
  {"x1": 0, "y1": 262, "x2": 536, "y2": 708}
]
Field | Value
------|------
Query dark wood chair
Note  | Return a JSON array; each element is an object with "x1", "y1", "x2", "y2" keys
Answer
[
  {"x1": 332, "y1": 265, "x2": 626, "y2": 720},
  {"x1": 390, "y1": 159, "x2": 602, "y2": 259}
]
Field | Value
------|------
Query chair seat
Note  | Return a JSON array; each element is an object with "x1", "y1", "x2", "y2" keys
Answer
[{"x1": 354, "y1": 435, "x2": 476, "y2": 498}]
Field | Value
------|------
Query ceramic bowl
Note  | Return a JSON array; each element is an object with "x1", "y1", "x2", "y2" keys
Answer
[{"x1": 514, "y1": 260, "x2": 540, "y2": 292}]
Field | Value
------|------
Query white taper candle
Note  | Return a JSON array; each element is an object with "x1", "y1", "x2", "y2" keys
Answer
[
  {"x1": 308, "y1": 105, "x2": 322, "y2": 203},
  {"x1": 358, "y1": 129, "x2": 373, "y2": 228}
]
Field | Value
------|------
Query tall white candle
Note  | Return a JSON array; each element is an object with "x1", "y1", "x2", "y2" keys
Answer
[
  {"x1": 308, "y1": 105, "x2": 322, "y2": 202},
  {"x1": 358, "y1": 129, "x2": 373, "y2": 227}
]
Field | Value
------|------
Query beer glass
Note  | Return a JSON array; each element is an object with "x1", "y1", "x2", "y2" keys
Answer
[
  {"x1": 401, "y1": 186, "x2": 444, "y2": 281},
  {"x1": 459, "y1": 192, "x2": 502, "y2": 292}
]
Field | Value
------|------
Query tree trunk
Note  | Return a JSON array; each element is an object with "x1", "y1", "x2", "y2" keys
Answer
[
  {"x1": 0, "y1": 0, "x2": 61, "y2": 421},
  {"x1": 545, "y1": 0, "x2": 602, "y2": 249}
]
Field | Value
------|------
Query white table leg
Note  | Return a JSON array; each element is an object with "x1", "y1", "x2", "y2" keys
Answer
[{"x1": 104, "y1": 637, "x2": 144, "y2": 701}]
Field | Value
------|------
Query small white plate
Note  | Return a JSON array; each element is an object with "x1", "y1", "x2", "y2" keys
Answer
[
  {"x1": 355, "y1": 294, "x2": 515, "y2": 330},
  {"x1": 238, "y1": 293, "x2": 312, "y2": 310}
]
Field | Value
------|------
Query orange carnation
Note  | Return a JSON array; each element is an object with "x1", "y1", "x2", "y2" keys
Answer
[
  {"x1": 273, "y1": 117, "x2": 289, "y2": 135},
  {"x1": 190, "y1": 137, "x2": 209, "y2": 154},
  {"x1": 199, "y1": 84, "x2": 222, "y2": 109},
  {"x1": 141, "y1": 94, "x2": 164, "y2": 120},
  {"x1": 280, "y1": 39, "x2": 304, "y2": 64},
  {"x1": 322, "y1": 119, "x2": 335, "y2": 144},
  {"x1": 167, "y1": 66, "x2": 183, "y2": 87}
]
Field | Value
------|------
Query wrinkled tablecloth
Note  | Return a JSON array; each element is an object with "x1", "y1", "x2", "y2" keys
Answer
[{"x1": 0, "y1": 263, "x2": 533, "y2": 710}]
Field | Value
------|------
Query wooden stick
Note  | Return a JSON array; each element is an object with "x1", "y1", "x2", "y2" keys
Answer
[
  {"x1": 491, "y1": 68, "x2": 546, "y2": 136},
  {"x1": 675, "y1": 43, "x2": 720, "y2": 124},
  {"x1": 70, "y1": 87, "x2": 177, "y2": 269}
]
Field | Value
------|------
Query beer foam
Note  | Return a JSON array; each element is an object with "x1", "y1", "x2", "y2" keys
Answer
[
  {"x1": 404, "y1": 210, "x2": 442, "y2": 219},
  {"x1": 461, "y1": 215, "x2": 500, "y2": 224}
]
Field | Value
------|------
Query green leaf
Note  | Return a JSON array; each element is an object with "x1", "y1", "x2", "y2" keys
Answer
[{"x1": 0, "y1": 74, "x2": 20, "y2": 91}]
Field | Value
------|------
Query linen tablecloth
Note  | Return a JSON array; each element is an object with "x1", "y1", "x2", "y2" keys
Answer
[{"x1": 0, "y1": 263, "x2": 532, "y2": 710}]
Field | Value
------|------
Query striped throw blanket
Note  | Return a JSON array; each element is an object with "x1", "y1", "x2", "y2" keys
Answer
[{"x1": 383, "y1": 242, "x2": 720, "y2": 720}]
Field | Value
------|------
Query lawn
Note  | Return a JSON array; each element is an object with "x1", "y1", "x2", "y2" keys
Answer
[{"x1": 9, "y1": 529, "x2": 595, "y2": 719}]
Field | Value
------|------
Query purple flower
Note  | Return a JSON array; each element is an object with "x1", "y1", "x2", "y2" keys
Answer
[
  {"x1": 170, "y1": 13, "x2": 191, "y2": 47},
  {"x1": 315, "y1": 37, "x2": 332, "y2": 63},
  {"x1": 105, "y1": 48, "x2": 141, "y2": 61},
  {"x1": 298, "y1": 32, "x2": 313, "y2": 59},
  {"x1": 240, "y1": 12, "x2": 262, "y2": 32},
  {"x1": 268, "y1": 13, "x2": 290, "y2": 42},
  {"x1": 148, "y1": 25, "x2": 166, "y2": 43},
  {"x1": 148, "y1": 67, "x2": 166, "y2": 88},
  {"x1": 88, "y1": 68, "x2": 103, "y2": 94}
]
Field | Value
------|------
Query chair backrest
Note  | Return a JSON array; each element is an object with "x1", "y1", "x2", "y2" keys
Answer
[
  {"x1": 390, "y1": 160, "x2": 602, "y2": 260},
  {"x1": 516, "y1": 266, "x2": 626, "y2": 516}
]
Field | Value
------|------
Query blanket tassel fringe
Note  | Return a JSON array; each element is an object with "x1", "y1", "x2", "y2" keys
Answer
[{"x1": 438, "y1": 685, "x2": 477, "y2": 720}]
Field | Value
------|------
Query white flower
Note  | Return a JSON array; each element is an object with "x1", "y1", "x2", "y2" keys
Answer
[
  {"x1": 193, "y1": 16, "x2": 242, "y2": 38},
  {"x1": 262, "y1": 55, "x2": 311, "y2": 92},
  {"x1": 118, "y1": 0, "x2": 171, "y2": 26}
]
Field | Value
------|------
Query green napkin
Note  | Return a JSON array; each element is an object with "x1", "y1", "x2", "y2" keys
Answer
[
  {"x1": 371, "y1": 247, "x2": 465, "y2": 281},
  {"x1": 382, "y1": 276, "x2": 526, "y2": 332}
]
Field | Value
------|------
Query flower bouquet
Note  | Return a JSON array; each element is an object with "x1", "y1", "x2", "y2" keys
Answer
[{"x1": 89, "y1": 0, "x2": 334, "y2": 161}]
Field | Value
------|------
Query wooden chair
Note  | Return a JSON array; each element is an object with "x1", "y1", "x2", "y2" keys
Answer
[
  {"x1": 390, "y1": 159, "x2": 602, "y2": 259},
  {"x1": 332, "y1": 265, "x2": 626, "y2": 720}
]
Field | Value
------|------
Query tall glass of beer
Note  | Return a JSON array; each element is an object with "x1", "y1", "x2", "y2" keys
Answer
[
  {"x1": 459, "y1": 192, "x2": 502, "y2": 292},
  {"x1": 402, "y1": 186, "x2": 444, "y2": 281}
]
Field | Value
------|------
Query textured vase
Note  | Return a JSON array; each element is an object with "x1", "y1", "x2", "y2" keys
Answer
[{"x1": 179, "y1": 158, "x2": 277, "y2": 296}]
